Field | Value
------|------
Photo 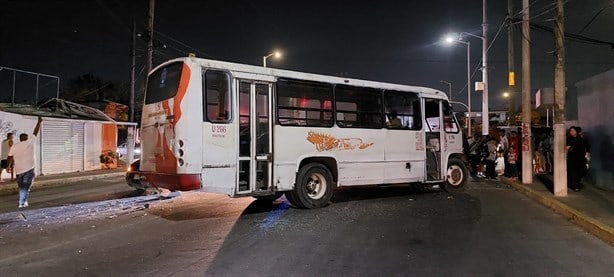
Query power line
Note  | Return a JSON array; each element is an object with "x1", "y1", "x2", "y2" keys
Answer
[
  {"x1": 578, "y1": 0, "x2": 614, "y2": 34},
  {"x1": 154, "y1": 30, "x2": 215, "y2": 58},
  {"x1": 453, "y1": 18, "x2": 508, "y2": 98},
  {"x1": 515, "y1": 0, "x2": 551, "y2": 18},
  {"x1": 530, "y1": 22, "x2": 614, "y2": 48}
]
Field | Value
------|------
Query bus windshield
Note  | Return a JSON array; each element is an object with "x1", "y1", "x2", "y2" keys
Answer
[{"x1": 145, "y1": 62, "x2": 183, "y2": 104}]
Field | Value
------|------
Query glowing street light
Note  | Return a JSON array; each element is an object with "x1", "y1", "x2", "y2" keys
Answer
[{"x1": 263, "y1": 51, "x2": 282, "y2": 67}]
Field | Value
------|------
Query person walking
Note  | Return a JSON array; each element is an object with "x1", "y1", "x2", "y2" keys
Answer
[
  {"x1": 566, "y1": 126, "x2": 586, "y2": 192},
  {"x1": 7, "y1": 116, "x2": 42, "y2": 208},
  {"x1": 1, "y1": 133, "x2": 14, "y2": 182}
]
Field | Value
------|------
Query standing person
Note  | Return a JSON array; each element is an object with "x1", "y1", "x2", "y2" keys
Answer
[
  {"x1": 476, "y1": 135, "x2": 488, "y2": 178},
  {"x1": 468, "y1": 133, "x2": 482, "y2": 174},
  {"x1": 508, "y1": 130, "x2": 520, "y2": 178},
  {"x1": 538, "y1": 131, "x2": 553, "y2": 173},
  {"x1": 576, "y1": 127, "x2": 591, "y2": 177},
  {"x1": 507, "y1": 146, "x2": 519, "y2": 180},
  {"x1": 7, "y1": 116, "x2": 42, "y2": 208},
  {"x1": 566, "y1": 126, "x2": 586, "y2": 192},
  {"x1": 485, "y1": 137, "x2": 498, "y2": 180},
  {"x1": 498, "y1": 129, "x2": 509, "y2": 153},
  {"x1": 1, "y1": 133, "x2": 14, "y2": 181}
]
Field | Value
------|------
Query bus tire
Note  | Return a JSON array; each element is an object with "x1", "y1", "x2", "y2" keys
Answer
[
  {"x1": 255, "y1": 192, "x2": 284, "y2": 203},
  {"x1": 441, "y1": 157, "x2": 468, "y2": 192},
  {"x1": 289, "y1": 163, "x2": 334, "y2": 209},
  {"x1": 284, "y1": 191, "x2": 304, "y2": 208}
]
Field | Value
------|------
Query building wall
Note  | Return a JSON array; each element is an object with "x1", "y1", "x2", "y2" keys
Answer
[
  {"x1": 0, "y1": 112, "x2": 42, "y2": 178},
  {"x1": 84, "y1": 123, "x2": 103, "y2": 171},
  {"x1": 0, "y1": 111, "x2": 118, "y2": 177},
  {"x1": 575, "y1": 69, "x2": 614, "y2": 191}
]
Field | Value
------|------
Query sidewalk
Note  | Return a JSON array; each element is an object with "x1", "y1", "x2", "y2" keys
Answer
[
  {"x1": 502, "y1": 174, "x2": 614, "y2": 246},
  {"x1": 0, "y1": 167, "x2": 126, "y2": 196}
]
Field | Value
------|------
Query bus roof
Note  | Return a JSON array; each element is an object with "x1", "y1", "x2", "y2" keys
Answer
[{"x1": 153, "y1": 57, "x2": 449, "y2": 100}]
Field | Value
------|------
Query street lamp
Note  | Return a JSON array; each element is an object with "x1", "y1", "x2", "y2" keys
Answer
[
  {"x1": 263, "y1": 51, "x2": 282, "y2": 67},
  {"x1": 439, "y1": 80, "x2": 452, "y2": 100},
  {"x1": 459, "y1": 31, "x2": 489, "y2": 136},
  {"x1": 443, "y1": 35, "x2": 472, "y2": 137}
]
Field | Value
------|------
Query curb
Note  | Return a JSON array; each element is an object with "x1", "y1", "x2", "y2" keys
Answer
[
  {"x1": 0, "y1": 172, "x2": 125, "y2": 196},
  {"x1": 503, "y1": 178, "x2": 614, "y2": 246}
]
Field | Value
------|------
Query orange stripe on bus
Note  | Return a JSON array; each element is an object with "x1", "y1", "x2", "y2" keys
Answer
[{"x1": 173, "y1": 63, "x2": 191, "y2": 124}]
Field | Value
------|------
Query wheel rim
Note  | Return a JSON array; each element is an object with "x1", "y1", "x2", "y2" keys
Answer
[
  {"x1": 305, "y1": 172, "x2": 327, "y2": 199},
  {"x1": 446, "y1": 164, "x2": 464, "y2": 186}
]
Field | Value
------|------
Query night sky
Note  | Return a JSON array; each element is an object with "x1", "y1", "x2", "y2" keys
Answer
[{"x1": 1, "y1": 0, "x2": 613, "y2": 110}]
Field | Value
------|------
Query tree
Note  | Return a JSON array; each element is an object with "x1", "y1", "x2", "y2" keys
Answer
[{"x1": 61, "y1": 74, "x2": 124, "y2": 103}]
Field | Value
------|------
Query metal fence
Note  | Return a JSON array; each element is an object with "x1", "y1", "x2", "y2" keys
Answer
[{"x1": 0, "y1": 66, "x2": 59, "y2": 106}]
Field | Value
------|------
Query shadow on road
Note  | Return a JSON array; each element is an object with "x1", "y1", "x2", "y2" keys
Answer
[
  {"x1": 331, "y1": 184, "x2": 439, "y2": 204},
  {"x1": 205, "y1": 187, "x2": 482, "y2": 276},
  {"x1": 145, "y1": 184, "x2": 445, "y2": 222},
  {"x1": 240, "y1": 185, "x2": 441, "y2": 216}
]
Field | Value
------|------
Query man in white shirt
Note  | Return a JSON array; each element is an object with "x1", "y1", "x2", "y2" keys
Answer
[
  {"x1": 7, "y1": 116, "x2": 42, "y2": 208},
  {"x1": 1, "y1": 132, "x2": 14, "y2": 181}
]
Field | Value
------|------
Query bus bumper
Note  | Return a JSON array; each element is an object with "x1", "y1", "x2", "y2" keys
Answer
[{"x1": 140, "y1": 172, "x2": 202, "y2": 191}]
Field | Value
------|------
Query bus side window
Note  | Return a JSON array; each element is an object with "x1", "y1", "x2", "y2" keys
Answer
[
  {"x1": 276, "y1": 79, "x2": 333, "y2": 127},
  {"x1": 203, "y1": 70, "x2": 232, "y2": 123},
  {"x1": 443, "y1": 102, "x2": 460, "y2": 133},
  {"x1": 335, "y1": 85, "x2": 382, "y2": 129},
  {"x1": 384, "y1": 90, "x2": 422, "y2": 130}
]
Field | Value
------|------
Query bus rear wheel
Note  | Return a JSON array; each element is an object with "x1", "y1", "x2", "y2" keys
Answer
[
  {"x1": 286, "y1": 163, "x2": 334, "y2": 209},
  {"x1": 441, "y1": 157, "x2": 468, "y2": 192}
]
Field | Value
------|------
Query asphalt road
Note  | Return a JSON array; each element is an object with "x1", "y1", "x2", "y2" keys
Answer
[
  {"x1": 0, "y1": 176, "x2": 139, "y2": 213},
  {"x1": 0, "y1": 179, "x2": 612, "y2": 276}
]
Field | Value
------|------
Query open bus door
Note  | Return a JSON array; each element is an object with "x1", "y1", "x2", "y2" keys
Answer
[
  {"x1": 237, "y1": 80, "x2": 274, "y2": 196},
  {"x1": 424, "y1": 99, "x2": 444, "y2": 182}
]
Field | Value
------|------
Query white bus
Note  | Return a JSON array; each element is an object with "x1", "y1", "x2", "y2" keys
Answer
[{"x1": 127, "y1": 57, "x2": 468, "y2": 208}]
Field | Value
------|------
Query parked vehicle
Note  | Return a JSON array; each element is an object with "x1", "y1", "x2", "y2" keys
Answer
[{"x1": 116, "y1": 142, "x2": 141, "y2": 158}]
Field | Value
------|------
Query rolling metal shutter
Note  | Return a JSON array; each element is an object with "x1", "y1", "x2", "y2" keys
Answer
[
  {"x1": 71, "y1": 122, "x2": 85, "y2": 171},
  {"x1": 41, "y1": 121, "x2": 85, "y2": 174}
]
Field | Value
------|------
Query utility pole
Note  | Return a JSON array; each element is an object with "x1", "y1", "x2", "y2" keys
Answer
[
  {"x1": 507, "y1": 0, "x2": 516, "y2": 124},
  {"x1": 146, "y1": 0, "x2": 155, "y2": 75},
  {"x1": 521, "y1": 0, "x2": 533, "y2": 185},
  {"x1": 481, "y1": 0, "x2": 489, "y2": 136},
  {"x1": 130, "y1": 19, "x2": 136, "y2": 123},
  {"x1": 553, "y1": 0, "x2": 567, "y2": 196}
]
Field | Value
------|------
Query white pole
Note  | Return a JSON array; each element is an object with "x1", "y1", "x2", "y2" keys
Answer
[
  {"x1": 467, "y1": 42, "x2": 472, "y2": 137},
  {"x1": 482, "y1": 0, "x2": 489, "y2": 136}
]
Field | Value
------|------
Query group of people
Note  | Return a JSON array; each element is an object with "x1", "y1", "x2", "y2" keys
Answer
[
  {"x1": 466, "y1": 126, "x2": 590, "y2": 192},
  {"x1": 467, "y1": 129, "x2": 519, "y2": 181},
  {"x1": 0, "y1": 116, "x2": 43, "y2": 208}
]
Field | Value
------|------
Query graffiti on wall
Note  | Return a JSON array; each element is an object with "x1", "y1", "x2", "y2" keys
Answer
[{"x1": 0, "y1": 119, "x2": 18, "y2": 141}]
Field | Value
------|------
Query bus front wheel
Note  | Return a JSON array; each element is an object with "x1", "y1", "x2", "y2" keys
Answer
[
  {"x1": 441, "y1": 158, "x2": 468, "y2": 192},
  {"x1": 254, "y1": 192, "x2": 284, "y2": 203},
  {"x1": 286, "y1": 163, "x2": 334, "y2": 209}
]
